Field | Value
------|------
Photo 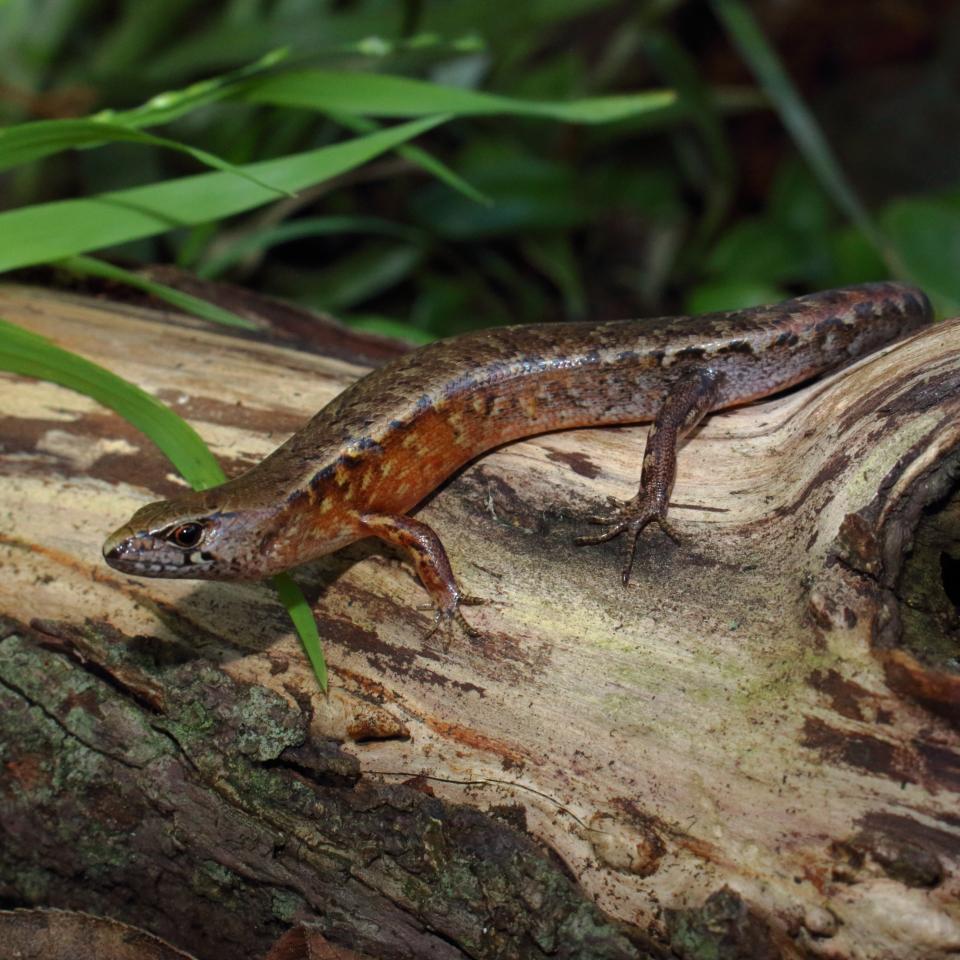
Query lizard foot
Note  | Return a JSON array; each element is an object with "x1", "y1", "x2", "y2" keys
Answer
[
  {"x1": 575, "y1": 493, "x2": 679, "y2": 585},
  {"x1": 419, "y1": 594, "x2": 486, "y2": 649}
]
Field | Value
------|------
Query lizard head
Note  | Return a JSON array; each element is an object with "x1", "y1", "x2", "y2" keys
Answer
[{"x1": 102, "y1": 492, "x2": 272, "y2": 580}]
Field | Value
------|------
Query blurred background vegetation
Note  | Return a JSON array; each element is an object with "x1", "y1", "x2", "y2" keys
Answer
[{"x1": 2, "y1": 0, "x2": 959, "y2": 342}]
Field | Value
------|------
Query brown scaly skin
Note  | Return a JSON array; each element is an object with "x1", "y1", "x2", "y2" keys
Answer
[{"x1": 103, "y1": 282, "x2": 932, "y2": 637}]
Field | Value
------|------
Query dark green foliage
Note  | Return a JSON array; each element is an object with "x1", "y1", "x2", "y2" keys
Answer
[{"x1": 2, "y1": 0, "x2": 953, "y2": 336}]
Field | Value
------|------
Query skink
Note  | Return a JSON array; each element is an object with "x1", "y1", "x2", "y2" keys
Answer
[{"x1": 103, "y1": 282, "x2": 932, "y2": 635}]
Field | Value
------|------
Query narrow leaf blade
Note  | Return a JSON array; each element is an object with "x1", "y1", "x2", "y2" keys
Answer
[
  {"x1": 59, "y1": 255, "x2": 259, "y2": 330},
  {"x1": 0, "y1": 316, "x2": 225, "y2": 488},
  {"x1": 273, "y1": 574, "x2": 328, "y2": 692},
  {"x1": 0, "y1": 118, "x2": 291, "y2": 196},
  {"x1": 243, "y1": 69, "x2": 675, "y2": 124},
  {"x1": 0, "y1": 116, "x2": 446, "y2": 273},
  {"x1": 710, "y1": 0, "x2": 889, "y2": 263}
]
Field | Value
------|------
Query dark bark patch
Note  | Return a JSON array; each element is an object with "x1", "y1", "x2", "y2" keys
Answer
[
  {"x1": 154, "y1": 389, "x2": 305, "y2": 435},
  {"x1": 858, "y1": 830, "x2": 944, "y2": 887},
  {"x1": 800, "y1": 716, "x2": 917, "y2": 784},
  {"x1": 0, "y1": 409, "x2": 253, "y2": 498},
  {"x1": 543, "y1": 447, "x2": 601, "y2": 479},
  {"x1": 276, "y1": 740, "x2": 361, "y2": 787},
  {"x1": 807, "y1": 669, "x2": 870, "y2": 721},
  {"x1": 859, "y1": 810, "x2": 960, "y2": 862},
  {"x1": 913, "y1": 739, "x2": 960, "y2": 793},
  {"x1": 771, "y1": 450, "x2": 849, "y2": 521},
  {"x1": 878, "y1": 369, "x2": 960, "y2": 419},
  {"x1": 833, "y1": 813, "x2": 952, "y2": 888}
]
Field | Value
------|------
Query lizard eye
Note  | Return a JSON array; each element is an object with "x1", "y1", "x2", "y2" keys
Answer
[{"x1": 169, "y1": 522, "x2": 205, "y2": 549}]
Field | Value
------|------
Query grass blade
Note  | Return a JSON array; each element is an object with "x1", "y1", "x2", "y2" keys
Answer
[
  {"x1": 709, "y1": 0, "x2": 890, "y2": 263},
  {"x1": 0, "y1": 115, "x2": 446, "y2": 273},
  {"x1": 332, "y1": 111, "x2": 489, "y2": 205},
  {"x1": 242, "y1": 69, "x2": 675, "y2": 123},
  {"x1": 97, "y1": 48, "x2": 289, "y2": 129},
  {"x1": 0, "y1": 118, "x2": 291, "y2": 196},
  {"x1": 0, "y1": 316, "x2": 225, "y2": 487},
  {"x1": 272, "y1": 574, "x2": 327, "y2": 692},
  {"x1": 0, "y1": 316, "x2": 329, "y2": 691},
  {"x1": 641, "y1": 28, "x2": 734, "y2": 252},
  {"x1": 57, "y1": 256, "x2": 259, "y2": 330}
]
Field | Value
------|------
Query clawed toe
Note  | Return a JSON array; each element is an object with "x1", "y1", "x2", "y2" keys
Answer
[
  {"x1": 575, "y1": 522, "x2": 627, "y2": 546},
  {"x1": 657, "y1": 517, "x2": 682, "y2": 545},
  {"x1": 585, "y1": 513, "x2": 620, "y2": 526},
  {"x1": 575, "y1": 494, "x2": 677, "y2": 584},
  {"x1": 456, "y1": 609, "x2": 481, "y2": 638},
  {"x1": 458, "y1": 594, "x2": 487, "y2": 608},
  {"x1": 422, "y1": 597, "x2": 482, "y2": 648}
]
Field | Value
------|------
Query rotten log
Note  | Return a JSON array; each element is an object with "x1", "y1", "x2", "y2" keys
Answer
[{"x1": 0, "y1": 281, "x2": 958, "y2": 960}]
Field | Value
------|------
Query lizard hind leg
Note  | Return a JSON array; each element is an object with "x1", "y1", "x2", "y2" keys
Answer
[{"x1": 575, "y1": 367, "x2": 722, "y2": 585}]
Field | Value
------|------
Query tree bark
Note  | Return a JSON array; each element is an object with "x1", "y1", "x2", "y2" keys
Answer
[{"x1": 0, "y1": 281, "x2": 958, "y2": 960}]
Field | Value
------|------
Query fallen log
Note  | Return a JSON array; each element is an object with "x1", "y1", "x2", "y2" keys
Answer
[{"x1": 0, "y1": 281, "x2": 957, "y2": 960}]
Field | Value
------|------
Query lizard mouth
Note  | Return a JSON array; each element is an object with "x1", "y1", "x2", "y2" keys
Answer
[{"x1": 102, "y1": 533, "x2": 216, "y2": 578}]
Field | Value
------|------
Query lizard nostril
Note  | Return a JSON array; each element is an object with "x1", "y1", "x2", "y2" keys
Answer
[{"x1": 103, "y1": 539, "x2": 126, "y2": 561}]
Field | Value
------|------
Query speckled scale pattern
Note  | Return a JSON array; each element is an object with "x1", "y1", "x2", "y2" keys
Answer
[{"x1": 262, "y1": 281, "x2": 931, "y2": 506}]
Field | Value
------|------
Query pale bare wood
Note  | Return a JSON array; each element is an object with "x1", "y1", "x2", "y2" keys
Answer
[{"x1": 1, "y1": 283, "x2": 958, "y2": 959}]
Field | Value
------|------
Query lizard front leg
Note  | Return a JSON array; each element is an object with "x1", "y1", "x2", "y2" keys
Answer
[
  {"x1": 577, "y1": 367, "x2": 724, "y2": 584},
  {"x1": 359, "y1": 512, "x2": 480, "y2": 643}
]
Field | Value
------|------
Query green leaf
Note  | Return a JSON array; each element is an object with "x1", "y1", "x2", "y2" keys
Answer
[
  {"x1": 421, "y1": 0, "x2": 622, "y2": 39},
  {"x1": 411, "y1": 145, "x2": 589, "y2": 239},
  {"x1": 97, "y1": 47, "x2": 289, "y2": 129},
  {"x1": 91, "y1": 0, "x2": 204, "y2": 77},
  {"x1": 826, "y1": 226, "x2": 886, "y2": 286},
  {"x1": 273, "y1": 242, "x2": 424, "y2": 312},
  {"x1": 409, "y1": 273, "x2": 477, "y2": 336},
  {"x1": 0, "y1": 316, "x2": 224, "y2": 488},
  {"x1": 0, "y1": 115, "x2": 446, "y2": 273},
  {"x1": 519, "y1": 234, "x2": 586, "y2": 318},
  {"x1": 242, "y1": 69, "x2": 675, "y2": 123},
  {"x1": 272, "y1": 574, "x2": 327, "y2": 693},
  {"x1": 684, "y1": 280, "x2": 788, "y2": 315},
  {"x1": 705, "y1": 218, "x2": 798, "y2": 283},
  {"x1": 140, "y1": 11, "x2": 404, "y2": 84},
  {"x1": 768, "y1": 158, "x2": 833, "y2": 238},
  {"x1": 0, "y1": 315, "x2": 328, "y2": 691},
  {"x1": 0, "y1": 118, "x2": 291, "y2": 195},
  {"x1": 883, "y1": 199, "x2": 960, "y2": 314},
  {"x1": 641, "y1": 28, "x2": 734, "y2": 246},
  {"x1": 57, "y1": 256, "x2": 259, "y2": 330},
  {"x1": 332, "y1": 110, "x2": 489, "y2": 206},
  {"x1": 344, "y1": 314, "x2": 435, "y2": 345}
]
